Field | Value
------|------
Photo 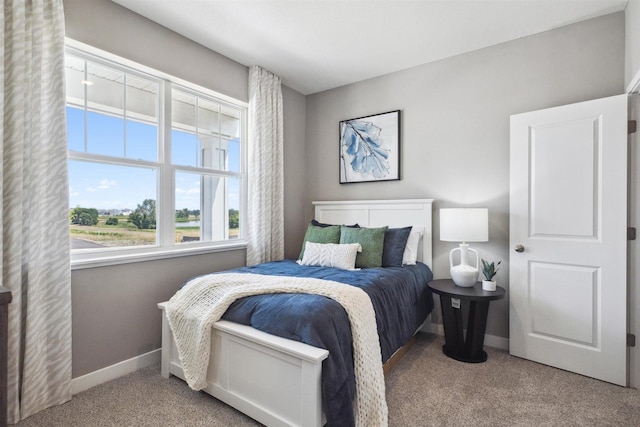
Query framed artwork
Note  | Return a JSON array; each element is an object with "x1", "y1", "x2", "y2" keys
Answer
[{"x1": 339, "y1": 110, "x2": 400, "y2": 184}]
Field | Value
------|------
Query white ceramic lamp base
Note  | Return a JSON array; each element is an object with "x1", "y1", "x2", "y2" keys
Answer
[
  {"x1": 451, "y1": 264, "x2": 479, "y2": 287},
  {"x1": 449, "y1": 244, "x2": 479, "y2": 287}
]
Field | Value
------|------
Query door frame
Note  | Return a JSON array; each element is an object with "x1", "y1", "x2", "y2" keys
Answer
[{"x1": 627, "y1": 83, "x2": 640, "y2": 389}]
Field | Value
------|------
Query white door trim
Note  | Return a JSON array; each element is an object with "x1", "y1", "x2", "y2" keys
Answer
[
  {"x1": 627, "y1": 75, "x2": 638, "y2": 389},
  {"x1": 627, "y1": 92, "x2": 639, "y2": 389}
]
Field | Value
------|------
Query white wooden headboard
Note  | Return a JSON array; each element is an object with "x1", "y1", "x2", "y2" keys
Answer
[{"x1": 313, "y1": 199, "x2": 434, "y2": 269}]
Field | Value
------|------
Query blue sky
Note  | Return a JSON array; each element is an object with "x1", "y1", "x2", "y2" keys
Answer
[{"x1": 68, "y1": 107, "x2": 240, "y2": 211}]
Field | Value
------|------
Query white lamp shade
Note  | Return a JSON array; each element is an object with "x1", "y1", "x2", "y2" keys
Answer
[{"x1": 440, "y1": 208, "x2": 489, "y2": 243}]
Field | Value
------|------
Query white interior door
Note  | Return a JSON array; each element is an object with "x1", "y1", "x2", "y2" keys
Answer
[{"x1": 509, "y1": 94, "x2": 628, "y2": 386}]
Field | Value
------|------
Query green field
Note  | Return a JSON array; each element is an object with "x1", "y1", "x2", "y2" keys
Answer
[
  {"x1": 70, "y1": 215, "x2": 237, "y2": 248},
  {"x1": 69, "y1": 215, "x2": 239, "y2": 248},
  {"x1": 70, "y1": 215, "x2": 158, "y2": 247}
]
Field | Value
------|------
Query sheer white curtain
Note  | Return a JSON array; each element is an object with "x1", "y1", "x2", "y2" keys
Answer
[
  {"x1": 1, "y1": 0, "x2": 71, "y2": 422},
  {"x1": 247, "y1": 66, "x2": 284, "y2": 265}
]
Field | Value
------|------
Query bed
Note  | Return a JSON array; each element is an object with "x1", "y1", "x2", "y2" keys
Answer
[{"x1": 158, "y1": 199, "x2": 434, "y2": 426}]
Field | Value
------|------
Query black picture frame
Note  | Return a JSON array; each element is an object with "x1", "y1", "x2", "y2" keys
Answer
[{"x1": 339, "y1": 110, "x2": 401, "y2": 184}]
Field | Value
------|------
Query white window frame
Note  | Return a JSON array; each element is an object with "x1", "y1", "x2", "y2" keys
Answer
[{"x1": 67, "y1": 40, "x2": 248, "y2": 270}]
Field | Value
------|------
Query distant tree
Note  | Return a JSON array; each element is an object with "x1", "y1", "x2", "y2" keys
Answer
[
  {"x1": 129, "y1": 199, "x2": 156, "y2": 229},
  {"x1": 105, "y1": 217, "x2": 119, "y2": 225},
  {"x1": 78, "y1": 213, "x2": 94, "y2": 226},
  {"x1": 70, "y1": 207, "x2": 99, "y2": 226},
  {"x1": 176, "y1": 208, "x2": 189, "y2": 220},
  {"x1": 229, "y1": 208, "x2": 239, "y2": 229}
]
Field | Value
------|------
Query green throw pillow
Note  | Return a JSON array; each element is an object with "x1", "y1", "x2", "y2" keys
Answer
[
  {"x1": 298, "y1": 224, "x2": 341, "y2": 259},
  {"x1": 339, "y1": 225, "x2": 388, "y2": 268}
]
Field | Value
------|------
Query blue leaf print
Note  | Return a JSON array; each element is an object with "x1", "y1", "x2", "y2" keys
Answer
[{"x1": 340, "y1": 119, "x2": 390, "y2": 180}]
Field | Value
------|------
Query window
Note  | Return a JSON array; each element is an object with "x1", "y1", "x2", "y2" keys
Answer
[
  {"x1": 66, "y1": 45, "x2": 246, "y2": 264},
  {"x1": 171, "y1": 88, "x2": 243, "y2": 244}
]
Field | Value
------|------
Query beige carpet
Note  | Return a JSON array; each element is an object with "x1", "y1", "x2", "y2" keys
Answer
[{"x1": 16, "y1": 333, "x2": 640, "y2": 426}]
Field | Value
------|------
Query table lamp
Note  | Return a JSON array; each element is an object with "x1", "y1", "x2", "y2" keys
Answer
[{"x1": 440, "y1": 208, "x2": 488, "y2": 287}]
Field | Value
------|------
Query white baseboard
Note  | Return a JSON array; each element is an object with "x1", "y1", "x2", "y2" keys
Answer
[
  {"x1": 420, "y1": 320, "x2": 441, "y2": 335},
  {"x1": 421, "y1": 321, "x2": 509, "y2": 351},
  {"x1": 71, "y1": 348, "x2": 161, "y2": 395},
  {"x1": 71, "y1": 322, "x2": 508, "y2": 396},
  {"x1": 483, "y1": 333, "x2": 509, "y2": 351}
]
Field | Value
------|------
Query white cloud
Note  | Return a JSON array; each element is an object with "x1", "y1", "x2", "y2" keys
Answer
[
  {"x1": 176, "y1": 184, "x2": 200, "y2": 195},
  {"x1": 86, "y1": 179, "x2": 117, "y2": 193},
  {"x1": 98, "y1": 179, "x2": 117, "y2": 189}
]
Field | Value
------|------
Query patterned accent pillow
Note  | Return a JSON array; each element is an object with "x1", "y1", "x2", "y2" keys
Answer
[
  {"x1": 340, "y1": 225, "x2": 388, "y2": 268},
  {"x1": 298, "y1": 242, "x2": 362, "y2": 270},
  {"x1": 298, "y1": 224, "x2": 341, "y2": 259}
]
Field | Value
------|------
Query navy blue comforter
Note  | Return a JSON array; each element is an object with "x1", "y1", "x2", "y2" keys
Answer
[{"x1": 217, "y1": 260, "x2": 433, "y2": 427}]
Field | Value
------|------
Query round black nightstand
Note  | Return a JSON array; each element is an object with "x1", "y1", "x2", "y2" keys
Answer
[{"x1": 428, "y1": 279, "x2": 505, "y2": 363}]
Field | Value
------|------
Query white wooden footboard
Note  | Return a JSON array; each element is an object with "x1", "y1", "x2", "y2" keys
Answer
[{"x1": 158, "y1": 302, "x2": 329, "y2": 427}]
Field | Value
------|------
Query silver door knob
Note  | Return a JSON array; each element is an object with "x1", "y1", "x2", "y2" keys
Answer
[{"x1": 514, "y1": 244, "x2": 525, "y2": 253}]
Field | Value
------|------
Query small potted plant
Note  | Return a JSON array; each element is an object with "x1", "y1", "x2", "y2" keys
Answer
[{"x1": 481, "y1": 259, "x2": 501, "y2": 291}]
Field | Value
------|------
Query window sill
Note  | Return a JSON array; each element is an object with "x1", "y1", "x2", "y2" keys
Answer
[{"x1": 71, "y1": 241, "x2": 247, "y2": 271}]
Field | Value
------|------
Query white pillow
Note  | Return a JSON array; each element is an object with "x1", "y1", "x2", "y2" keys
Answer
[
  {"x1": 297, "y1": 242, "x2": 362, "y2": 270},
  {"x1": 402, "y1": 227, "x2": 424, "y2": 265}
]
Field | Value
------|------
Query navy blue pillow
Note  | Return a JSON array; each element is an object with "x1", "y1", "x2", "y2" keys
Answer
[{"x1": 382, "y1": 226, "x2": 413, "y2": 267}]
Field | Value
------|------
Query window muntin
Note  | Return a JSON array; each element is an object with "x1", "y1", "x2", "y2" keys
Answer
[
  {"x1": 66, "y1": 54, "x2": 160, "y2": 161},
  {"x1": 171, "y1": 88, "x2": 242, "y2": 172},
  {"x1": 65, "y1": 47, "x2": 246, "y2": 259}
]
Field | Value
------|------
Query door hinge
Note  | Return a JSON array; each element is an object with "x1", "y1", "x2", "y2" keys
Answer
[
  {"x1": 628, "y1": 333, "x2": 636, "y2": 347},
  {"x1": 629, "y1": 120, "x2": 637, "y2": 135},
  {"x1": 628, "y1": 227, "x2": 637, "y2": 240}
]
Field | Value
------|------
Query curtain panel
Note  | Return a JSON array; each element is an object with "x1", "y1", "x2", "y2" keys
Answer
[
  {"x1": 1, "y1": 0, "x2": 71, "y2": 422},
  {"x1": 247, "y1": 66, "x2": 284, "y2": 265}
]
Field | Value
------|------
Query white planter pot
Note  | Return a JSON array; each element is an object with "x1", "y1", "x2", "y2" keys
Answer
[{"x1": 482, "y1": 280, "x2": 496, "y2": 291}]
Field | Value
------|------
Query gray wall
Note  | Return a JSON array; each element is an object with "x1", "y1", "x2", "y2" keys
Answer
[
  {"x1": 71, "y1": 251, "x2": 245, "y2": 377},
  {"x1": 626, "y1": 0, "x2": 640, "y2": 90},
  {"x1": 305, "y1": 13, "x2": 625, "y2": 339},
  {"x1": 64, "y1": 0, "x2": 306, "y2": 377},
  {"x1": 282, "y1": 85, "x2": 308, "y2": 259}
]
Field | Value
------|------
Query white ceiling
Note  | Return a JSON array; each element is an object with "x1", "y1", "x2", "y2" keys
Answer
[{"x1": 111, "y1": 0, "x2": 628, "y2": 95}]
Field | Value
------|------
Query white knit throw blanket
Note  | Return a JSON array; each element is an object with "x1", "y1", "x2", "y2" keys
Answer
[{"x1": 165, "y1": 273, "x2": 388, "y2": 427}]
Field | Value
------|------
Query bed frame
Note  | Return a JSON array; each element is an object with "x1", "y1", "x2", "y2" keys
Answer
[{"x1": 158, "y1": 199, "x2": 434, "y2": 427}]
